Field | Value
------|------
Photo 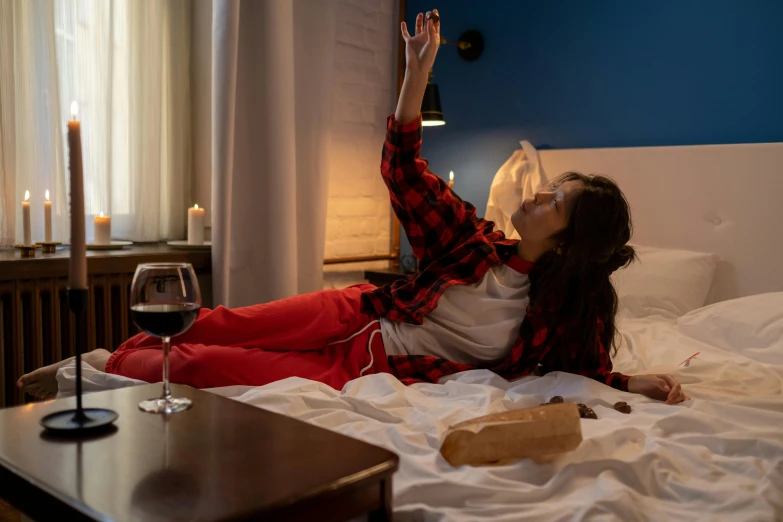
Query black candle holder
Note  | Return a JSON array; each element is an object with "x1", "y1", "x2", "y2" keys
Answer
[{"x1": 40, "y1": 288, "x2": 118, "y2": 433}]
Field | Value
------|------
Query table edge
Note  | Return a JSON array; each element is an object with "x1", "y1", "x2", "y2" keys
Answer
[
  {"x1": 0, "y1": 459, "x2": 112, "y2": 522},
  {"x1": 237, "y1": 461, "x2": 399, "y2": 521}
]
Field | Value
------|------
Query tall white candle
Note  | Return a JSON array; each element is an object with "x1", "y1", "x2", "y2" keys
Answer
[
  {"x1": 22, "y1": 190, "x2": 31, "y2": 246},
  {"x1": 449, "y1": 171, "x2": 454, "y2": 189},
  {"x1": 67, "y1": 101, "x2": 87, "y2": 289},
  {"x1": 187, "y1": 204, "x2": 205, "y2": 245},
  {"x1": 44, "y1": 189, "x2": 53, "y2": 242},
  {"x1": 94, "y1": 212, "x2": 111, "y2": 245}
]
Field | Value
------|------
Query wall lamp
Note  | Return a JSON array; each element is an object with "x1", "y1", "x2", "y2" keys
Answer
[{"x1": 422, "y1": 20, "x2": 484, "y2": 127}]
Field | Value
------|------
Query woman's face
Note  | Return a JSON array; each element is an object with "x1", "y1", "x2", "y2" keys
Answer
[{"x1": 511, "y1": 179, "x2": 583, "y2": 244}]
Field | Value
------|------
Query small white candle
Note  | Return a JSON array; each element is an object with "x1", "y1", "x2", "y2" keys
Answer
[
  {"x1": 187, "y1": 204, "x2": 205, "y2": 245},
  {"x1": 22, "y1": 190, "x2": 31, "y2": 246},
  {"x1": 94, "y1": 212, "x2": 111, "y2": 245},
  {"x1": 44, "y1": 190, "x2": 53, "y2": 243},
  {"x1": 448, "y1": 171, "x2": 454, "y2": 189}
]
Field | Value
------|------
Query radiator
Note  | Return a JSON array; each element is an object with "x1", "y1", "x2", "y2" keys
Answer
[{"x1": 0, "y1": 275, "x2": 138, "y2": 408}]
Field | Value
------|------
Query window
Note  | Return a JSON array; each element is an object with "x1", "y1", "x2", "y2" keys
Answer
[
  {"x1": 55, "y1": 0, "x2": 131, "y2": 216},
  {"x1": 1, "y1": 0, "x2": 190, "y2": 244}
]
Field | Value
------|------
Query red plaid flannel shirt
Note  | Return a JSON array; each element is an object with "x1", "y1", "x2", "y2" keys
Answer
[{"x1": 360, "y1": 115, "x2": 630, "y2": 392}]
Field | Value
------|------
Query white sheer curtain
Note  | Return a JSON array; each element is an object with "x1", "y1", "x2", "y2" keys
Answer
[
  {"x1": 0, "y1": 0, "x2": 190, "y2": 245},
  {"x1": 0, "y1": 0, "x2": 66, "y2": 245},
  {"x1": 211, "y1": 0, "x2": 335, "y2": 307}
]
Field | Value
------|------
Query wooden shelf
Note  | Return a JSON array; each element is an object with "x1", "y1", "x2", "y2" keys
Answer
[{"x1": 0, "y1": 244, "x2": 211, "y2": 281}]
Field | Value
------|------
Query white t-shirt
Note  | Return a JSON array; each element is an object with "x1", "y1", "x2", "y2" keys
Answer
[{"x1": 380, "y1": 263, "x2": 531, "y2": 366}]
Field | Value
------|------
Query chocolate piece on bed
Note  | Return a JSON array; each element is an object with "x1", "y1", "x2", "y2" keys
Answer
[
  {"x1": 549, "y1": 396, "x2": 564, "y2": 404},
  {"x1": 580, "y1": 408, "x2": 598, "y2": 419},
  {"x1": 613, "y1": 402, "x2": 632, "y2": 414},
  {"x1": 577, "y1": 403, "x2": 587, "y2": 409},
  {"x1": 427, "y1": 11, "x2": 440, "y2": 23}
]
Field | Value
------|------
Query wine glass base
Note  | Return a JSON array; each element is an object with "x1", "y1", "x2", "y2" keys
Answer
[{"x1": 139, "y1": 396, "x2": 192, "y2": 414}]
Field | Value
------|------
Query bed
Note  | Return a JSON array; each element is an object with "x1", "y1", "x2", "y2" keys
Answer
[{"x1": 56, "y1": 142, "x2": 783, "y2": 521}]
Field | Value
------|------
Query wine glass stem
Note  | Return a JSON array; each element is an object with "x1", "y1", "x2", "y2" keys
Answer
[{"x1": 162, "y1": 336, "x2": 172, "y2": 400}]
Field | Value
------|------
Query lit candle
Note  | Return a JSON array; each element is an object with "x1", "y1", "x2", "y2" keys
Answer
[
  {"x1": 44, "y1": 190, "x2": 53, "y2": 243},
  {"x1": 22, "y1": 190, "x2": 31, "y2": 245},
  {"x1": 94, "y1": 212, "x2": 111, "y2": 245},
  {"x1": 449, "y1": 171, "x2": 454, "y2": 189},
  {"x1": 67, "y1": 101, "x2": 87, "y2": 289},
  {"x1": 187, "y1": 204, "x2": 205, "y2": 245}
]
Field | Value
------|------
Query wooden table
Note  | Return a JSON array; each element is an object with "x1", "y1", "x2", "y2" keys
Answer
[
  {"x1": 0, "y1": 384, "x2": 399, "y2": 521},
  {"x1": 363, "y1": 267, "x2": 411, "y2": 288}
]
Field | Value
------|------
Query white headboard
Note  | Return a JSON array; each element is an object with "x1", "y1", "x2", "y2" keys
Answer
[{"x1": 537, "y1": 142, "x2": 783, "y2": 303}]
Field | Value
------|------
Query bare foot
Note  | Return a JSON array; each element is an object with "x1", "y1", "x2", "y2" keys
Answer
[
  {"x1": 17, "y1": 349, "x2": 111, "y2": 400},
  {"x1": 17, "y1": 358, "x2": 74, "y2": 400}
]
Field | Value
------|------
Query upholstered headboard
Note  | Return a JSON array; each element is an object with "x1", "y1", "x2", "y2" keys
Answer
[{"x1": 537, "y1": 142, "x2": 783, "y2": 303}]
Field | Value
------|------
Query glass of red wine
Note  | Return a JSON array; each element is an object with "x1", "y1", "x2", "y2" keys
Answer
[{"x1": 130, "y1": 263, "x2": 201, "y2": 414}]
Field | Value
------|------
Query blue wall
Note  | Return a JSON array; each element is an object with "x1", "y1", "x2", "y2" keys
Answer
[{"x1": 401, "y1": 0, "x2": 783, "y2": 230}]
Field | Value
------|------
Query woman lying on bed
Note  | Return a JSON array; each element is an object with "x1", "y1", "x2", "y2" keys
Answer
[{"x1": 19, "y1": 10, "x2": 687, "y2": 405}]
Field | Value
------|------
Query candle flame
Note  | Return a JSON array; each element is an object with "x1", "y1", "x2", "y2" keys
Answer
[
  {"x1": 24, "y1": 190, "x2": 30, "y2": 202},
  {"x1": 194, "y1": 204, "x2": 199, "y2": 210},
  {"x1": 70, "y1": 101, "x2": 78, "y2": 120},
  {"x1": 449, "y1": 171, "x2": 454, "y2": 181},
  {"x1": 45, "y1": 189, "x2": 50, "y2": 201},
  {"x1": 99, "y1": 211, "x2": 104, "y2": 218}
]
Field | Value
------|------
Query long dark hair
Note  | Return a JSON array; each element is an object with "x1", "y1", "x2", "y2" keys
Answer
[{"x1": 525, "y1": 172, "x2": 635, "y2": 368}]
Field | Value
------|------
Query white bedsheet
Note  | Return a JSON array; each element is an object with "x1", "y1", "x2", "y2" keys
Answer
[{"x1": 56, "y1": 315, "x2": 783, "y2": 521}]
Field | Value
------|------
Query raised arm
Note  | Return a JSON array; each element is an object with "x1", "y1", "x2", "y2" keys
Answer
[
  {"x1": 395, "y1": 11, "x2": 440, "y2": 124},
  {"x1": 382, "y1": 11, "x2": 489, "y2": 269}
]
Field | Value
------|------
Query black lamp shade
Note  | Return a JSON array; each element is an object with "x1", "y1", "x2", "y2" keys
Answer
[{"x1": 421, "y1": 83, "x2": 445, "y2": 126}]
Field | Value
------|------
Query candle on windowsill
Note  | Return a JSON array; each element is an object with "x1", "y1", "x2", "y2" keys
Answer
[
  {"x1": 187, "y1": 204, "x2": 205, "y2": 245},
  {"x1": 22, "y1": 190, "x2": 31, "y2": 246},
  {"x1": 94, "y1": 212, "x2": 111, "y2": 245},
  {"x1": 449, "y1": 171, "x2": 454, "y2": 189},
  {"x1": 67, "y1": 101, "x2": 87, "y2": 289},
  {"x1": 44, "y1": 190, "x2": 53, "y2": 243}
]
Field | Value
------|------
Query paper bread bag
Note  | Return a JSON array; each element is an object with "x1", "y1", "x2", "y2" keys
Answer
[{"x1": 440, "y1": 403, "x2": 583, "y2": 466}]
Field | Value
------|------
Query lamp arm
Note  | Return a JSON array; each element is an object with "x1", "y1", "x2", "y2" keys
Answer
[{"x1": 440, "y1": 37, "x2": 471, "y2": 50}]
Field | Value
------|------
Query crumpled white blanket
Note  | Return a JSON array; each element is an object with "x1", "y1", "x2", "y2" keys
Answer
[{"x1": 55, "y1": 316, "x2": 783, "y2": 521}]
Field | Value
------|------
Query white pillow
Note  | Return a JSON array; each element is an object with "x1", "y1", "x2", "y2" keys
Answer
[
  {"x1": 611, "y1": 244, "x2": 717, "y2": 319},
  {"x1": 677, "y1": 292, "x2": 783, "y2": 365}
]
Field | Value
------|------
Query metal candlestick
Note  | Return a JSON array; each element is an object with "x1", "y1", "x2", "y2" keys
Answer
[
  {"x1": 37, "y1": 241, "x2": 62, "y2": 254},
  {"x1": 40, "y1": 288, "x2": 118, "y2": 433},
  {"x1": 14, "y1": 244, "x2": 37, "y2": 258}
]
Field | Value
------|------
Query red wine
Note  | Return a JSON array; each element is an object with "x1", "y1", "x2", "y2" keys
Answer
[{"x1": 131, "y1": 303, "x2": 200, "y2": 338}]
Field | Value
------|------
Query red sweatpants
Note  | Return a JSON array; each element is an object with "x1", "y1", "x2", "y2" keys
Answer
[{"x1": 105, "y1": 284, "x2": 390, "y2": 390}]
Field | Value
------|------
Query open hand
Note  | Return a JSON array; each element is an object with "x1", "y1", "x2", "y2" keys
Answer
[
  {"x1": 628, "y1": 374, "x2": 689, "y2": 404},
  {"x1": 401, "y1": 10, "x2": 441, "y2": 75}
]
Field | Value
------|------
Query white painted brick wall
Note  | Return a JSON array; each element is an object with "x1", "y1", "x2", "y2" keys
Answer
[{"x1": 323, "y1": 0, "x2": 398, "y2": 289}]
